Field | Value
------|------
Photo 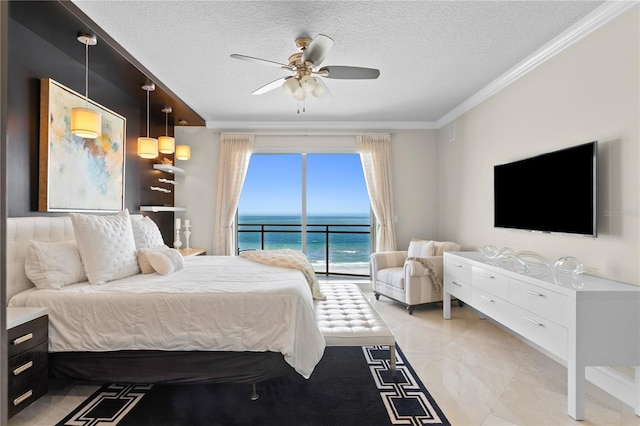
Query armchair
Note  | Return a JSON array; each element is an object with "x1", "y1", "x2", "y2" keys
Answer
[{"x1": 370, "y1": 240, "x2": 461, "y2": 314}]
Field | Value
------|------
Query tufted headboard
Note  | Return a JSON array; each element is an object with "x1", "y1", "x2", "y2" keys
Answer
[
  {"x1": 6, "y1": 216, "x2": 75, "y2": 303},
  {"x1": 6, "y1": 214, "x2": 143, "y2": 303}
]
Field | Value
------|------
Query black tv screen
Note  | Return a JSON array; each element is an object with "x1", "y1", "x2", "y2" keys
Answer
[{"x1": 494, "y1": 141, "x2": 597, "y2": 237}]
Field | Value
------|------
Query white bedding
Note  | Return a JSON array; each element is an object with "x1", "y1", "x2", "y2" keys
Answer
[{"x1": 9, "y1": 256, "x2": 326, "y2": 379}]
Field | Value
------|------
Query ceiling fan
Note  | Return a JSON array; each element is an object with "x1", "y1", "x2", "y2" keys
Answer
[{"x1": 231, "y1": 34, "x2": 380, "y2": 113}]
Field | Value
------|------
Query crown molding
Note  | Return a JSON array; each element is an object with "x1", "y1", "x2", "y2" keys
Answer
[
  {"x1": 436, "y1": 0, "x2": 638, "y2": 128},
  {"x1": 206, "y1": 120, "x2": 439, "y2": 131}
]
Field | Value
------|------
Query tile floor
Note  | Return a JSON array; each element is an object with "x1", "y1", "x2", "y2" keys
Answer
[{"x1": 8, "y1": 279, "x2": 640, "y2": 425}]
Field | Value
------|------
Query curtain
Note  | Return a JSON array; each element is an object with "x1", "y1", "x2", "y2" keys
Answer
[
  {"x1": 212, "y1": 134, "x2": 254, "y2": 255},
  {"x1": 357, "y1": 134, "x2": 397, "y2": 252}
]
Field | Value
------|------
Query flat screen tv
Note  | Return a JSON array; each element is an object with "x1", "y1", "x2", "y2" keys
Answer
[{"x1": 494, "y1": 141, "x2": 597, "y2": 237}]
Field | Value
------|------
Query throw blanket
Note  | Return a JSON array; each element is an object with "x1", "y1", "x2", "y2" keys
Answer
[
  {"x1": 407, "y1": 256, "x2": 443, "y2": 292},
  {"x1": 240, "y1": 249, "x2": 326, "y2": 300}
]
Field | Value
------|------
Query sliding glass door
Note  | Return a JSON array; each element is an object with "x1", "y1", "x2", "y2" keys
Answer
[{"x1": 237, "y1": 153, "x2": 371, "y2": 276}]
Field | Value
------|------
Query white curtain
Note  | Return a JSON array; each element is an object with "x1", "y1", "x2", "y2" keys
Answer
[
  {"x1": 212, "y1": 134, "x2": 254, "y2": 255},
  {"x1": 357, "y1": 134, "x2": 397, "y2": 252}
]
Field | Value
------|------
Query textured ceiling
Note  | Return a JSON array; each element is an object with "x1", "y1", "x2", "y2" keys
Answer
[{"x1": 72, "y1": 1, "x2": 605, "y2": 128}]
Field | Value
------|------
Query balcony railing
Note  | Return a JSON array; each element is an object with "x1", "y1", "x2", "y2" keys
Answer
[{"x1": 237, "y1": 222, "x2": 371, "y2": 276}]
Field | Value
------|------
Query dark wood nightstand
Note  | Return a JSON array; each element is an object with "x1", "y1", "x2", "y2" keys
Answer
[{"x1": 7, "y1": 307, "x2": 49, "y2": 418}]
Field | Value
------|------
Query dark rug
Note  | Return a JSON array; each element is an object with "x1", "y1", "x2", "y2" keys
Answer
[{"x1": 57, "y1": 345, "x2": 450, "y2": 426}]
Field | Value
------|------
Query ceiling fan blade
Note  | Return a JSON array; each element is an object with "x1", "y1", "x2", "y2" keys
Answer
[
  {"x1": 319, "y1": 66, "x2": 380, "y2": 79},
  {"x1": 230, "y1": 54, "x2": 287, "y2": 68},
  {"x1": 252, "y1": 77, "x2": 286, "y2": 95},
  {"x1": 301, "y1": 34, "x2": 334, "y2": 66}
]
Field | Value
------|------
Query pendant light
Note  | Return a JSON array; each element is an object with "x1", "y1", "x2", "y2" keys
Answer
[
  {"x1": 137, "y1": 83, "x2": 158, "y2": 159},
  {"x1": 158, "y1": 107, "x2": 175, "y2": 154},
  {"x1": 71, "y1": 33, "x2": 102, "y2": 139},
  {"x1": 175, "y1": 144, "x2": 191, "y2": 161}
]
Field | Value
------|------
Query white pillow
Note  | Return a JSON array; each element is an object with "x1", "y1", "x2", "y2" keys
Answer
[
  {"x1": 146, "y1": 248, "x2": 185, "y2": 276},
  {"x1": 24, "y1": 240, "x2": 87, "y2": 289},
  {"x1": 137, "y1": 245, "x2": 171, "y2": 274},
  {"x1": 408, "y1": 239, "x2": 434, "y2": 258},
  {"x1": 70, "y1": 210, "x2": 140, "y2": 285},
  {"x1": 130, "y1": 216, "x2": 164, "y2": 249}
]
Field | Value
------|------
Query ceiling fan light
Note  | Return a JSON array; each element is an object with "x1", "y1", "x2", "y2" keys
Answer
[
  {"x1": 282, "y1": 77, "x2": 300, "y2": 95},
  {"x1": 292, "y1": 88, "x2": 307, "y2": 101},
  {"x1": 311, "y1": 79, "x2": 325, "y2": 98},
  {"x1": 300, "y1": 75, "x2": 316, "y2": 92}
]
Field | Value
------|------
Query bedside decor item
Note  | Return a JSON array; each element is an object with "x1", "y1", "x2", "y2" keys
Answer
[
  {"x1": 173, "y1": 218, "x2": 182, "y2": 249},
  {"x1": 137, "y1": 83, "x2": 158, "y2": 159},
  {"x1": 158, "y1": 107, "x2": 175, "y2": 154},
  {"x1": 70, "y1": 32, "x2": 101, "y2": 139},
  {"x1": 39, "y1": 78, "x2": 126, "y2": 212},
  {"x1": 184, "y1": 219, "x2": 191, "y2": 249}
]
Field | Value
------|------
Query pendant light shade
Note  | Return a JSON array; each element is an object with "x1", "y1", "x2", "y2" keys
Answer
[
  {"x1": 71, "y1": 33, "x2": 101, "y2": 139},
  {"x1": 175, "y1": 145, "x2": 191, "y2": 161},
  {"x1": 138, "y1": 137, "x2": 158, "y2": 159},
  {"x1": 137, "y1": 83, "x2": 158, "y2": 158},
  {"x1": 71, "y1": 107, "x2": 101, "y2": 139},
  {"x1": 158, "y1": 107, "x2": 175, "y2": 154}
]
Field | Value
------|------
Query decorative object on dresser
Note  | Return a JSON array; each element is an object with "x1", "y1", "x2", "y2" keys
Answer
[
  {"x1": 39, "y1": 78, "x2": 126, "y2": 212},
  {"x1": 7, "y1": 307, "x2": 49, "y2": 418},
  {"x1": 370, "y1": 240, "x2": 461, "y2": 314},
  {"x1": 443, "y1": 251, "x2": 640, "y2": 421}
]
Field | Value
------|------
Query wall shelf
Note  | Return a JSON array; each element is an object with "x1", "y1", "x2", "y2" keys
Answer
[
  {"x1": 153, "y1": 164, "x2": 185, "y2": 175},
  {"x1": 140, "y1": 206, "x2": 186, "y2": 212}
]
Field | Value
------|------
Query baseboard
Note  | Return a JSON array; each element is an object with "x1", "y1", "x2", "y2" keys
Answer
[{"x1": 586, "y1": 366, "x2": 638, "y2": 414}]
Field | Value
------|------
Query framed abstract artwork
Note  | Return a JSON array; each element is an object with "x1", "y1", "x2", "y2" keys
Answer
[{"x1": 39, "y1": 78, "x2": 126, "y2": 212}]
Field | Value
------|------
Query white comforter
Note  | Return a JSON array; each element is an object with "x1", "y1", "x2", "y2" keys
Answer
[{"x1": 9, "y1": 256, "x2": 326, "y2": 378}]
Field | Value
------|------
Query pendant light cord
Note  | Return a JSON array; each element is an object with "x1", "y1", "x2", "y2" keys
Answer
[
  {"x1": 146, "y1": 88, "x2": 150, "y2": 138},
  {"x1": 84, "y1": 41, "x2": 89, "y2": 106}
]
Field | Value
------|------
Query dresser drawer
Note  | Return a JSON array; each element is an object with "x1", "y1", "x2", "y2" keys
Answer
[
  {"x1": 445, "y1": 275, "x2": 471, "y2": 302},
  {"x1": 445, "y1": 257, "x2": 471, "y2": 283},
  {"x1": 8, "y1": 316, "x2": 48, "y2": 358},
  {"x1": 509, "y1": 306, "x2": 568, "y2": 360},
  {"x1": 509, "y1": 279, "x2": 568, "y2": 326},
  {"x1": 471, "y1": 288, "x2": 511, "y2": 325},
  {"x1": 472, "y1": 266, "x2": 509, "y2": 300},
  {"x1": 8, "y1": 341, "x2": 49, "y2": 418}
]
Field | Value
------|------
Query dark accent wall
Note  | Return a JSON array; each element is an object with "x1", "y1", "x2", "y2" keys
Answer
[{"x1": 6, "y1": 1, "x2": 203, "y2": 243}]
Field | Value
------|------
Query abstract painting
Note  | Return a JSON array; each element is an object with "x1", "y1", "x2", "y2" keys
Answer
[{"x1": 39, "y1": 78, "x2": 126, "y2": 212}]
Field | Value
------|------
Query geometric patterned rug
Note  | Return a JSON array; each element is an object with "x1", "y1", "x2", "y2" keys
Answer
[{"x1": 57, "y1": 345, "x2": 450, "y2": 426}]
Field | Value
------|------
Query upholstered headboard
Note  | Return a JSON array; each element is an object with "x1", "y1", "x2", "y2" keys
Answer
[
  {"x1": 6, "y1": 214, "x2": 143, "y2": 303},
  {"x1": 6, "y1": 216, "x2": 75, "y2": 303}
]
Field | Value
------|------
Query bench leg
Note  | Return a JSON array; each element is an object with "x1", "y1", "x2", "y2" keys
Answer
[{"x1": 390, "y1": 344, "x2": 397, "y2": 377}]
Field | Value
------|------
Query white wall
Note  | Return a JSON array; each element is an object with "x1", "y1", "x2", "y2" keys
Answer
[
  {"x1": 174, "y1": 128, "x2": 439, "y2": 255},
  {"x1": 438, "y1": 6, "x2": 639, "y2": 284}
]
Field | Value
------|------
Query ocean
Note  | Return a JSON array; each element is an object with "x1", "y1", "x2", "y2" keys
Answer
[{"x1": 238, "y1": 214, "x2": 371, "y2": 275}]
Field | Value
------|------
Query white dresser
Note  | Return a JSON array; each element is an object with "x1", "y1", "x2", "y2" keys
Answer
[{"x1": 443, "y1": 251, "x2": 640, "y2": 421}]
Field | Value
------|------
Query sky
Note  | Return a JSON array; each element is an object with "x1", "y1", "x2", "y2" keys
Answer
[{"x1": 238, "y1": 153, "x2": 370, "y2": 216}]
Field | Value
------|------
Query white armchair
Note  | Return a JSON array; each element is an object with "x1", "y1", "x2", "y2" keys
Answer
[{"x1": 370, "y1": 240, "x2": 461, "y2": 314}]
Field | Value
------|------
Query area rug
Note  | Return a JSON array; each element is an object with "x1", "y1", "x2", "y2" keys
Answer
[{"x1": 57, "y1": 345, "x2": 450, "y2": 426}]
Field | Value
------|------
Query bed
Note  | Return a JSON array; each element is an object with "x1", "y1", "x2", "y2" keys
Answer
[{"x1": 6, "y1": 214, "x2": 326, "y2": 384}]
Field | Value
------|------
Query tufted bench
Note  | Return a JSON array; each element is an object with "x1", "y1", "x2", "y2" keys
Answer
[{"x1": 315, "y1": 283, "x2": 396, "y2": 374}]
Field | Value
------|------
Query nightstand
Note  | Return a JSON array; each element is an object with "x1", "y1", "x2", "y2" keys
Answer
[
  {"x1": 178, "y1": 248, "x2": 206, "y2": 257},
  {"x1": 7, "y1": 307, "x2": 49, "y2": 418}
]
